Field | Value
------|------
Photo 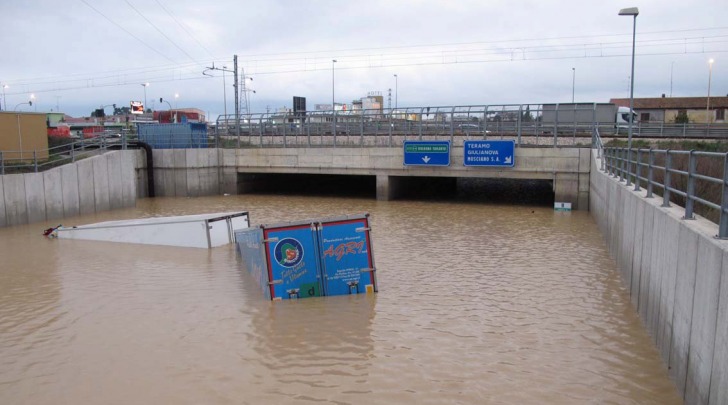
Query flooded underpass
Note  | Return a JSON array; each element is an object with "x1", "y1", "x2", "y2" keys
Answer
[{"x1": 0, "y1": 194, "x2": 681, "y2": 404}]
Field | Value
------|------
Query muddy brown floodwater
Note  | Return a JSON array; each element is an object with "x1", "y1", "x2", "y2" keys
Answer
[{"x1": 0, "y1": 195, "x2": 681, "y2": 404}]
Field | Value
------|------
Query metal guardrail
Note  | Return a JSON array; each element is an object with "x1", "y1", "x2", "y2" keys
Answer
[
  {"x1": 0, "y1": 135, "x2": 128, "y2": 175},
  {"x1": 597, "y1": 127, "x2": 728, "y2": 238},
  {"x1": 213, "y1": 104, "x2": 728, "y2": 146}
]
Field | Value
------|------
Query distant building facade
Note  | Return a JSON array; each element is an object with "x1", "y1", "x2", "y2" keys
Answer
[{"x1": 610, "y1": 96, "x2": 728, "y2": 124}]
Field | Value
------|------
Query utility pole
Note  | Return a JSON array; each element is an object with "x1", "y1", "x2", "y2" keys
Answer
[
  {"x1": 233, "y1": 54, "x2": 241, "y2": 147},
  {"x1": 204, "y1": 58, "x2": 238, "y2": 140},
  {"x1": 239, "y1": 67, "x2": 254, "y2": 116}
]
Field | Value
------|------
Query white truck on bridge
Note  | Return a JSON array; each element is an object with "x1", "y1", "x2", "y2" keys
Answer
[{"x1": 541, "y1": 103, "x2": 636, "y2": 134}]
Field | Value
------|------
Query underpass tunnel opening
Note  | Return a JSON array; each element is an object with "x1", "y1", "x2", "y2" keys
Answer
[
  {"x1": 237, "y1": 173, "x2": 555, "y2": 207},
  {"x1": 237, "y1": 173, "x2": 377, "y2": 198},
  {"x1": 390, "y1": 176, "x2": 555, "y2": 206}
]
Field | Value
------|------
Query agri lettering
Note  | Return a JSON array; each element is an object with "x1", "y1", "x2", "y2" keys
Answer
[{"x1": 323, "y1": 241, "x2": 364, "y2": 261}]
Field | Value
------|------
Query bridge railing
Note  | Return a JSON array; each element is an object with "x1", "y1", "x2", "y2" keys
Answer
[
  {"x1": 601, "y1": 141, "x2": 728, "y2": 238},
  {"x1": 213, "y1": 103, "x2": 612, "y2": 148},
  {"x1": 214, "y1": 104, "x2": 728, "y2": 148},
  {"x1": 0, "y1": 135, "x2": 126, "y2": 175}
]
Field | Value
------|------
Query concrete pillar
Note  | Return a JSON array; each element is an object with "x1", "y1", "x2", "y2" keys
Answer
[
  {"x1": 553, "y1": 172, "x2": 581, "y2": 210},
  {"x1": 376, "y1": 174, "x2": 403, "y2": 201},
  {"x1": 222, "y1": 168, "x2": 238, "y2": 195}
]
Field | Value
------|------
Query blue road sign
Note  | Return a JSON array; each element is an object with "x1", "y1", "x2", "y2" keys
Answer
[
  {"x1": 463, "y1": 140, "x2": 515, "y2": 167},
  {"x1": 403, "y1": 141, "x2": 451, "y2": 166}
]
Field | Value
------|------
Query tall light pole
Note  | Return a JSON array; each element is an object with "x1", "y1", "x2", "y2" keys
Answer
[
  {"x1": 30, "y1": 94, "x2": 36, "y2": 112},
  {"x1": 619, "y1": 6, "x2": 639, "y2": 183},
  {"x1": 332, "y1": 59, "x2": 337, "y2": 110},
  {"x1": 203, "y1": 63, "x2": 235, "y2": 127},
  {"x1": 1, "y1": 84, "x2": 7, "y2": 111},
  {"x1": 222, "y1": 66, "x2": 228, "y2": 120},
  {"x1": 394, "y1": 74, "x2": 398, "y2": 110},
  {"x1": 707, "y1": 58, "x2": 715, "y2": 123},
  {"x1": 571, "y1": 68, "x2": 575, "y2": 103},
  {"x1": 141, "y1": 83, "x2": 149, "y2": 112}
]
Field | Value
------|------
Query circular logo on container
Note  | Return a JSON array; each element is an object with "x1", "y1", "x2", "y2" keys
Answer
[{"x1": 274, "y1": 238, "x2": 304, "y2": 267}]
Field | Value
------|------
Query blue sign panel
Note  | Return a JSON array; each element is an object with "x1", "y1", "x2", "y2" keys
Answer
[
  {"x1": 319, "y1": 218, "x2": 376, "y2": 296},
  {"x1": 463, "y1": 140, "x2": 515, "y2": 167},
  {"x1": 264, "y1": 225, "x2": 322, "y2": 300},
  {"x1": 403, "y1": 141, "x2": 451, "y2": 166}
]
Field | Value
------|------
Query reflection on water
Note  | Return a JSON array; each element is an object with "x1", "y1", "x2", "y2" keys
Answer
[{"x1": 0, "y1": 195, "x2": 680, "y2": 404}]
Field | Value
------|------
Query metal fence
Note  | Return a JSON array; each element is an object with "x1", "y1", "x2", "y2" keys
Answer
[
  {"x1": 214, "y1": 104, "x2": 728, "y2": 148},
  {"x1": 0, "y1": 135, "x2": 127, "y2": 174},
  {"x1": 598, "y1": 129, "x2": 728, "y2": 238}
]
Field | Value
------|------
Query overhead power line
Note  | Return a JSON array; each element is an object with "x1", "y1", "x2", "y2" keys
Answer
[
  {"x1": 78, "y1": 0, "x2": 178, "y2": 65},
  {"x1": 5, "y1": 24, "x2": 728, "y2": 95},
  {"x1": 6, "y1": 47, "x2": 728, "y2": 98},
  {"x1": 123, "y1": 0, "x2": 200, "y2": 65},
  {"x1": 154, "y1": 0, "x2": 217, "y2": 60}
]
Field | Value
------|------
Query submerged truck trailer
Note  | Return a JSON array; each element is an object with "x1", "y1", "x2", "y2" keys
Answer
[{"x1": 235, "y1": 213, "x2": 377, "y2": 301}]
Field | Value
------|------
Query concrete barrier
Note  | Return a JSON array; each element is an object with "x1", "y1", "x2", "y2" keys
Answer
[
  {"x1": 150, "y1": 149, "x2": 236, "y2": 197},
  {"x1": 590, "y1": 149, "x2": 728, "y2": 404},
  {"x1": 0, "y1": 150, "x2": 141, "y2": 227}
]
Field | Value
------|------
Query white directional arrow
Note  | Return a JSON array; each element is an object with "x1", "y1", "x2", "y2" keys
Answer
[
  {"x1": 504, "y1": 156, "x2": 512, "y2": 164},
  {"x1": 422, "y1": 156, "x2": 431, "y2": 163}
]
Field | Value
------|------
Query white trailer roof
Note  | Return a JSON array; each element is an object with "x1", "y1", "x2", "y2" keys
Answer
[{"x1": 55, "y1": 212, "x2": 249, "y2": 249}]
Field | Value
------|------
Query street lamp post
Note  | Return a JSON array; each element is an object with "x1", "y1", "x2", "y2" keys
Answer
[
  {"x1": 141, "y1": 83, "x2": 149, "y2": 112},
  {"x1": 1, "y1": 84, "x2": 7, "y2": 111},
  {"x1": 707, "y1": 59, "x2": 715, "y2": 123},
  {"x1": 394, "y1": 74, "x2": 398, "y2": 110},
  {"x1": 332, "y1": 59, "x2": 337, "y2": 110},
  {"x1": 222, "y1": 67, "x2": 228, "y2": 122},
  {"x1": 571, "y1": 68, "x2": 575, "y2": 103},
  {"x1": 619, "y1": 7, "x2": 639, "y2": 185}
]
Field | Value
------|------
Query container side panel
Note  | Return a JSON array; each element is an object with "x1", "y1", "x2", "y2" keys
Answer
[
  {"x1": 265, "y1": 225, "x2": 321, "y2": 300},
  {"x1": 235, "y1": 228, "x2": 271, "y2": 300},
  {"x1": 319, "y1": 218, "x2": 376, "y2": 296}
]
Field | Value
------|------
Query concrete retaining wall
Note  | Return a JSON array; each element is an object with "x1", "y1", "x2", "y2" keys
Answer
[
  {"x1": 0, "y1": 150, "x2": 142, "y2": 227},
  {"x1": 151, "y1": 148, "x2": 237, "y2": 197},
  {"x1": 590, "y1": 149, "x2": 728, "y2": 405}
]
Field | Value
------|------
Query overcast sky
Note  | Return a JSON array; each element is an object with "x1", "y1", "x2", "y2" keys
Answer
[{"x1": 1, "y1": 0, "x2": 726, "y2": 118}]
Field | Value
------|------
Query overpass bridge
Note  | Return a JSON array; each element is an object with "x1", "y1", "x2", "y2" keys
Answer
[{"x1": 231, "y1": 144, "x2": 591, "y2": 209}]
